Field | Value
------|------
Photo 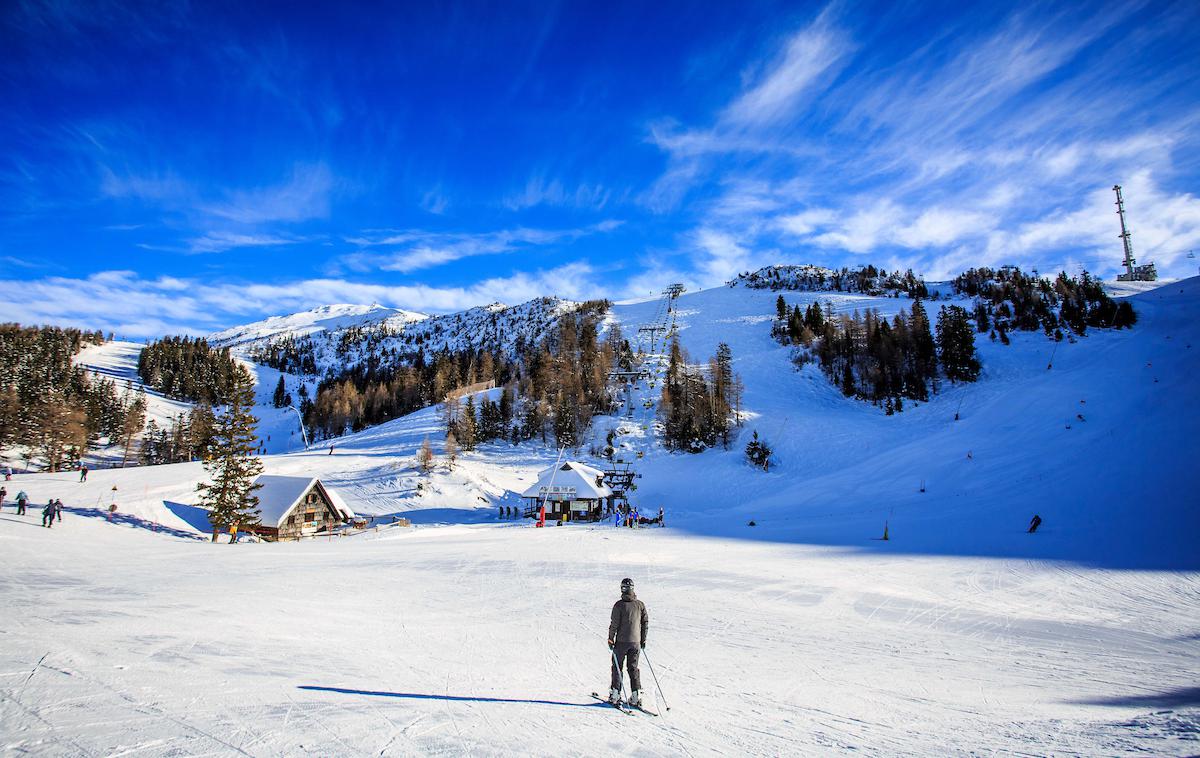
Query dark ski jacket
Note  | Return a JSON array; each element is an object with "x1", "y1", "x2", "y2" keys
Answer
[{"x1": 609, "y1": 590, "x2": 649, "y2": 647}]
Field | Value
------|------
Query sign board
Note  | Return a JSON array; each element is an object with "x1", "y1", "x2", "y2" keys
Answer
[{"x1": 537, "y1": 485, "x2": 577, "y2": 501}]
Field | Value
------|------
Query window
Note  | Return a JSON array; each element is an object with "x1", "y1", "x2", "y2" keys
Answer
[
  {"x1": 306, "y1": 493, "x2": 317, "y2": 504},
  {"x1": 288, "y1": 515, "x2": 296, "y2": 525}
]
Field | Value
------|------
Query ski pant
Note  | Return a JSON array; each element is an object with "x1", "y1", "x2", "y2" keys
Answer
[
  {"x1": 611, "y1": 642, "x2": 642, "y2": 692},
  {"x1": 42, "y1": 513, "x2": 53, "y2": 527},
  {"x1": 18, "y1": 502, "x2": 26, "y2": 515}
]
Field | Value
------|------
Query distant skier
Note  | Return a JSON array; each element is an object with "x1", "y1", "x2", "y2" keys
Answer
[
  {"x1": 55, "y1": 498, "x2": 63, "y2": 522},
  {"x1": 79, "y1": 466, "x2": 88, "y2": 482},
  {"x1": 657, "y1": 507, "x2": 665, "y2": 527},
  {"x1": 0, "y1": 485, "x2": 6, "y2": 508},
  {"x1": 607, "y1": 577, "x2": 649, "y2": 707},
  {"x1": 41, "y1": 501, "x2": 54, "y2": 528},
  {"x1": 16, "y1": 490, "x2": 28, "y2": 515},
  {"x1": 1028, "y1": 514, "x2": 1042, "y2": 533}
]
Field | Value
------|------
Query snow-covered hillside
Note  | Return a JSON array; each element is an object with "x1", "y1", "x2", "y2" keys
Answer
[
  {"x1": 210, "y1": 296, "x2": 581, "y2": 380},
  {"x1": 75, "y1": 341, "x2": 193, "y2": 429},
  {"x1": 2, "y1": 277, "x2": 1197, "y2": 755},
  {"x1": 207, "y1": 303, "x2": 427, "y2": 350}
]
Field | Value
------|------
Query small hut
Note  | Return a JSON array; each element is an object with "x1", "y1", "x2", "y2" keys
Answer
[
  {"x1": 521, "y1": 461, "x2": 613, "y2": 522},
  {"x1": 249, "y1": 475, "x2": 354, "y2": 540}
]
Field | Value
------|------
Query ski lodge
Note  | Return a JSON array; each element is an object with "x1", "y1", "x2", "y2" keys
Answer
[
  {"x1": 521, "y1": 461, "x2": 614, "y2": 522},
  {"x1": 249, "y1": 475, "x2": 355, "y2": 540}
]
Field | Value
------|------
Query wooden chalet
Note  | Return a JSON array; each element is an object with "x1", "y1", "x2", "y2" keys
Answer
[
  {"x1": 248, "y1": 475, "x2": 355, "y2": 541},
  {"x1": 521, "y1": 461, "x2": 614, "y2": 522}
]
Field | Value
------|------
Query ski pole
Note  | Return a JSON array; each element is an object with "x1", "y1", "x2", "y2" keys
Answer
[
  {"x1": 641, "y1": 647, "x2": 671, "y2": 711},
  {"x1": 610, "y1": 646, "x2": 628, "y2": 702}
]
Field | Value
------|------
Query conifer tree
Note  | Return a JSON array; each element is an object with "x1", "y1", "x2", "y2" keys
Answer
[
  {"x1": 120, "y1": 390, "x2": 147, "y2": 468},
  {"x1": 416, "y1": 436, "x2": 435, "y2": 473},
  {"x1": 745, "y1": 430, "x2": 773, "y2": 471},
  {"x1": 444, "y1": 431, "x2": 459, "y2": 471},
  {"x1": 936, "y1": 305, "x2": 981, "y2": 382},
  {"x1": 458, "y1": 395, "x2": 478, "y2": 450},
  {"x1": 195, "y1": 370, "x2": 263, "y2": 542},
  {"x1": 272, "y1": 375, "x2": 288, "y2": 408}
]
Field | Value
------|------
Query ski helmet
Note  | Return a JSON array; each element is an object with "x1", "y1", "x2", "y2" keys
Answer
[{"x1": 620, "y1": 577, "x2": 634, "y2": 593}]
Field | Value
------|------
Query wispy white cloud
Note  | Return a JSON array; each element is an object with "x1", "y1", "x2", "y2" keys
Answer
[
  {"x1": 202, "y1": 163, "x2": 333, "y2": 224},
  {"x1": 503, "y1": 175, "x2": 612, "y2": 211},
  {"x1": 722, "y1": 7, "x2": 851, "y2": 126},
  {"x1": 186, "y1": 231, "x2": 302, "y2": 254},
  {"x1": 343, "y1": 220, "x2": 623, "y2": 273}
]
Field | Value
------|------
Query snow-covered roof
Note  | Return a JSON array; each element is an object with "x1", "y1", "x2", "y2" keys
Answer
[
  {"x1": 521, "y1": 461, "x2": 613, "y2": 501},
  {"x1": 324, "y1": 486, "x2": 356, "y2": 521},
  {"x1": 252, "y1": 475, "x2": 353, "y2": 526}
]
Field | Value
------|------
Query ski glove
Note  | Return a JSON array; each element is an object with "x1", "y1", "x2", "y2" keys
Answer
[{"x1": 607, "y1": 639, "x2": 614, "y2": 649}]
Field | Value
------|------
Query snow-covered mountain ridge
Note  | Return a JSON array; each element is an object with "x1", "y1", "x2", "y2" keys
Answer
[
  {"x1": 730, "y1": 263, "x2": 927, "y2": 296},
  {"x1": 208, "y1": 303, "x2": 428, "y2": 349},
  {"x1": 212, "y1": 296, "x2": 583, "y2": 378}
]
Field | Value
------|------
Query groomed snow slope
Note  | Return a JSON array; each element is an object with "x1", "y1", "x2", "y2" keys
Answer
[
  {"x1": 603, "y1": 279, "x2": 1200, "y2": 570},
  {"x1": 1, "y1": 280, "x2": 1197, "y2": 755}
]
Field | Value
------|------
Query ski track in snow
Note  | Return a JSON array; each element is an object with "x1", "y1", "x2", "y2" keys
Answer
[{"x1": 1, "y1": 279, "x2": 1198, "y2": 755}]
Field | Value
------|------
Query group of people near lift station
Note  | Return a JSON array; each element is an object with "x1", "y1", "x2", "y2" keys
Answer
[
  {"x1": 496, "y1": 504, "x2": 666, "y2": 527},
  {"x1": 613, "y1": 505, "x2": 664, "y2": 528}
]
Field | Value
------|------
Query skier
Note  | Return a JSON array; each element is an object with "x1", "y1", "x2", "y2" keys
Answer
[
  {"x1": 55, "y1": 498, "x2": 63, "y2": 523},
  {"x1": 607, "y1": 577, "x2": 649, "y2": 707},
  {"x1": 229, "y1": 520, "x2": 240, "y2": 544},
  {"x1": 41, "y1": 500, "x2": 54, "y2": 528},
  {"x1": 16, "y1": 490, "x2": 28, "y2": 515},
  {"x1": 1028, "y1": 514, "x2": 1042, "y2": 533},
  {"x1": 79, "y1": 466, "x2": 88, "y2": 482},
  {"x1": 657, "y1": 507, "x2": 665, "y2": 527},
  {"x1": 0, "y1": 485, "x2": 6, "y2": 508}
]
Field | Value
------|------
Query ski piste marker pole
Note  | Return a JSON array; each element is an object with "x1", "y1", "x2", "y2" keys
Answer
[{"x1": 642, "y1": 647, "x2": 670, "y2": 712}]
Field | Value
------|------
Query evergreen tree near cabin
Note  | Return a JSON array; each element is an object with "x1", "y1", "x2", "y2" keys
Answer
[
  {"x1": 195, "y1": 370, "x2": 263, "y2": 542},
  {"x1": 936, "y1": 305, "x2": 981, "y2": 382}
]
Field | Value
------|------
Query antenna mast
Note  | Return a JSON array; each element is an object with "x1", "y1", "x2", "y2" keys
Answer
[{"x1": 1114, "y1": 185, "x2": 1136, "y2": 279}]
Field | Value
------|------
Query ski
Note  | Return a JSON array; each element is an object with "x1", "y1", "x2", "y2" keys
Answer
[
  {"x1": 590, "y1": 692, "x2": 633, "y2": 715},
  {"x1": 589, "y1": 692, "x2": 658, "y2": 716}
]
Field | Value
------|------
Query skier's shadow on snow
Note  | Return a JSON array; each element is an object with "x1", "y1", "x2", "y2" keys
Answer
[{"x1": 298, "y1": 686, "x2": 597, "y2": 709}]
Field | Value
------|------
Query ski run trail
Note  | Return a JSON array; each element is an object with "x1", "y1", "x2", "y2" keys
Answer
[{"x1": 2, "y1": 278, "x2": 1198, "y2": 756}]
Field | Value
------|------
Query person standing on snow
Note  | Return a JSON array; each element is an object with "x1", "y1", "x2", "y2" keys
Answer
[
  {"x1": 0, "y1": 485, "x2": 6, "y2": 509},
  {"x1": 607, "y1": 577, "x2": 649, "y2": 706},
  {"x1": 41, "y1": 500, "x2": 55, "y2": 528},
  {"x1": 55, "y1": 498, "x2": 64, "y2": 523},
  {"x1": 79, "y1": 466, "x2": 88, "y2": 482},
  {"x1": 16, "y1": 490, "x2": 28, "y2": 515}
]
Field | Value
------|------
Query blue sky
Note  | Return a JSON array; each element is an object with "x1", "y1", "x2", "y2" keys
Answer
[{"x1": 2, "y1": 0, "x2": 1198, "y2": 336}]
